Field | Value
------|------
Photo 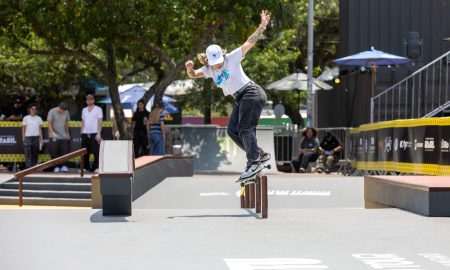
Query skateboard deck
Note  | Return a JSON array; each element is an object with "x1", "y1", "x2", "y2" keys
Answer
[{"x1": 237, "y1": 164, "x2": 271, "y2": 186}]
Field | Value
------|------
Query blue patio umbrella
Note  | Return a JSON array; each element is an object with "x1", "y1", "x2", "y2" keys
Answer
[
  {"x1": 333, "y1": 47, "x2": 410, "y2": 97},
  {"x1": 98, "y1": 85, "x2": 176, "y2": 109},
  {"x1": 145, "y1": 95, "x2": 179, "y2": 115}
]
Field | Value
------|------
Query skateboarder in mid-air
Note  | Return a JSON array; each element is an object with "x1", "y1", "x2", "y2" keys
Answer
[{"x1": 185, "y1": 10, "x2": 271, "y2": 181}]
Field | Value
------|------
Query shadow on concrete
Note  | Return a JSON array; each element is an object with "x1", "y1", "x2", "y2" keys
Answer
[
  {"x1": 166, "y1": 214, "x2": 253, "y2": 219},
  {"x1": 89, "y1": 210, "x2": 129, "y2": 223},
  {"x1": 166, "y1": 209, "x2": 262, "y2": 219}
]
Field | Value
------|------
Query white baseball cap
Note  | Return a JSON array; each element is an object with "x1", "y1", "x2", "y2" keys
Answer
[{"x1": 206, "y1": 44, "x2": 224, "y2": 65}]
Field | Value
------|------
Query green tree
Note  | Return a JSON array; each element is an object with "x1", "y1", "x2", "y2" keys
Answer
[{"x1": 1, "y1": 0, "x2": 283, "y2": 137}]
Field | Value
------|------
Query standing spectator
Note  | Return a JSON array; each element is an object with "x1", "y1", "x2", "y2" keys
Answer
[
  {"x1": 22, "y1": 103, "x2": 43, "y2": 169},
  {"x1": 81, "y1": 94, "x2": 103, "y2": 173},
  {"x1": 147, "y1": 102, "x2": 165, "y2": 155},
  {"x1": 47, "y1": 102, "x2": 71, "y2": 173},
  {"x1": 132, "y1": 99, "x2": 149, "y2": 157},
  {"x1": 316, "y1": 131, "x2": 343, "y2": 174},
  {"x1": 6, "y1": 96, "x2": 27, "y2": 121},
  {"x1": 291, "y1": 127, "x2": 319, "y2": 173}
]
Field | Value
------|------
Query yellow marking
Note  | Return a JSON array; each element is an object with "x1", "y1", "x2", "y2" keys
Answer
[
  {"x1": 0, "y1": 121, "x2": 113, "y2": 128},
  {"x1": 240, "y1": 187, "x2": 246, "y2": 196}
]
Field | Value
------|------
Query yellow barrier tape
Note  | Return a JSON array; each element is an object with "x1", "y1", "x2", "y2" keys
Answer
[
  {"x1": 355, "y1": 161, "x2": 445, "y2": 175},
  {"x1": 355, "y1": 117, "x2": 450, "y2": 132},
  {"x1": 0, "y1": 121, "x2": 113, "y2": 128},
  {"x1": 0, "y1": 154, "x2": 95, "y2": 163}
]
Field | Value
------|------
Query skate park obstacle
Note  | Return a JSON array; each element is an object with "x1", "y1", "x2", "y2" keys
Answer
[
  {"x1": 98, "y1": 140, "x2": 134, "y2": 216},
  {"x1": 240, "y1": 174, "x2": 268, "y2": 219}
]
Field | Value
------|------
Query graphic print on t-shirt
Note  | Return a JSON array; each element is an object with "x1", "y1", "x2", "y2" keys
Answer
[{"x1": 215, "y1": 69, "x2": 230, "y2": 85}]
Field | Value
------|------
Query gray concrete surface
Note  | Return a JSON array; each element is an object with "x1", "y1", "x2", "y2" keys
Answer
[{"x1": 1, "y1": 173, "x2": 450, "y2": 270}]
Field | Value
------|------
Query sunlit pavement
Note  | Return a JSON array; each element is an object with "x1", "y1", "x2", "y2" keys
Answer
[{"x1": 1, "y1": 174, "x2": 450, "y2": 270}]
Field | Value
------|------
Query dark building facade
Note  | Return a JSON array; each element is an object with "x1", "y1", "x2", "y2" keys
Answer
[{"x1": 318, "y1": 0, "x2": 450, "y2": 127}]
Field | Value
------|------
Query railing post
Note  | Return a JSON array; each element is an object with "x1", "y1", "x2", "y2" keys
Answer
[
  {"x1": 240, "y1": 189, "x2": 245, "y2": 209},
  {"x1": 244, "y1": 185, "x2": 250, "y2": 208},
  {"x1": 256, "y1": 177, "x2": 261, "y2": 214},
  {"x1": 370, "y1": 98, "x2": 375, "y2": 123},
  {"x1": 249, "y1": 183, "x2": 255, "y2": 208},
  {"x1": 80, "y1": 155, "x2": 84, "y2": 178},
  {"x1": 261, "y1": 175, "x2": 268, "y2": 219},
  {"x1": 18, "y1": 177, "x2": 23, "y2": 207}
]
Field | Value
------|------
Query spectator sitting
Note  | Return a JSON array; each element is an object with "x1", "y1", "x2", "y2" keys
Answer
[
  {"x1": 315, "y1": 131, "x2": 343, "y2": 174},
  {"x1": 5, "y1": 96, "x2": 27, "y2": 121},
  {"x1": 47, "y1": 102, "x2": 71, "y2": 173},
  {"x1": 291, "y1": 127, "x2": 319, "y2": 173},
  {"x1": 22, "y1": 103, "x2": 43, "y2": 169}
]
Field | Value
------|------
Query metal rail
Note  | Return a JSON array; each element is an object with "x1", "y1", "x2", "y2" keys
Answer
[{"x1": 371, "y1": 51, "x2": 450, "y2": 122}]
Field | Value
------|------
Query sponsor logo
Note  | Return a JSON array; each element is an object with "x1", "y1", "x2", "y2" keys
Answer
[
  {"x1": 399, "y1": 140, "x2": 412, "y2": 150},
  {"x1": 394, "y1": 138, "x2": 399, "y2": 151},
  {"x1": 414, "y1": 139, "x2": 424, "y2": 151},
  {"x1": 441, "y1": 139, "x2": 450, "y2": 152},
  {"x1": 384, "y1": 137, "x2": 392, "y2": 152},
  {"x1": 0, "y1": 136, "x2": 17, "y2": 145},
  {"x1": 424, "y1": 137, "x2": 435, "y2": 152}
]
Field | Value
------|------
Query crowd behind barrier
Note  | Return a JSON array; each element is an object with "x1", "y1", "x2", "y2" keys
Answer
[
  {"x1": 0, "y1": 121, "x2": 113, "y2": 164},
  {"x1": 2, "y1": 119, "x2": 355, "y2": 173}
]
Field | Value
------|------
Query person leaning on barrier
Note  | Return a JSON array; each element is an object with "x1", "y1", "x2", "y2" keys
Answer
[
  {"x1": 147, "y1": 101, "x2": 165, "y2": 155},
  {"x1": 47, "y1": 102, "x2": 71, "y2": 173},
  {"x1": 291, "y1": 127, "x2": 319, "y2": 173},
  {"x1": 315, "y1": 131, "x2": 343, "y2": 174}
]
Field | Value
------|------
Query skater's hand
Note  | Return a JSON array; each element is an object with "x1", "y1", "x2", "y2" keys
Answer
[
  {"x1": 185, "y1": 60, "x2": 205, "y2": 78},
  {"x1": 260, "y1": 10, "x2": 270, "y2": 28},
  {"x1": 185, "y1": 60, "x2": 194, "y2": 70}
]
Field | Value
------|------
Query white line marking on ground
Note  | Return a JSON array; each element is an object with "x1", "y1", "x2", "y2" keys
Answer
[
  {"x1": 224, "y1": 258, "x2": 328, "y2": 269},
  {"x1": 352, "y1": 254, "x2": 424, "y2": 269}
]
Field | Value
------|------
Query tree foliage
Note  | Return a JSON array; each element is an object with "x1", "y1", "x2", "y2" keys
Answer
[{"x1": 0, "y1": 0, "x2": 339, "y2": 131}]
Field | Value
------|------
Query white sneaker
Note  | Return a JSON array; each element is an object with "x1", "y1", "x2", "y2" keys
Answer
[
  {"x1": 53, "y1": 167, "x2": 61, "y2": 173},
  {"x1": 60, "y1": 165, "x2": 69, "y2": 172},
  {"x1": 239, "y1": 163, "x2": 264, "y2": 180},
  {"x1": 94, "y1": 168, "x2": 99, "y2": 173}
]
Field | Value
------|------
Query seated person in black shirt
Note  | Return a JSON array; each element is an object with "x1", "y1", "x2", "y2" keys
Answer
[
  {"x1": 291, "y1": 127, "x2": 320, "y2": 173},
  {"x1": 316, "y1": 131, "x2": 343, "y2": 174},
  {"x1": 5, "y1": 96, "x2": 27, "y2": 121}
]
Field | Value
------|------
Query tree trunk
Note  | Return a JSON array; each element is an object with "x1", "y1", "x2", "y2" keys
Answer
[
  {"x1": 284, "y1": 105, "x2": 305, "y2": 128},
  {"x1": 203, "y1": 79, "x2": 212, "y2": 124},
  {"x1": 106, "y1": 44, "x2": 130, "y2": 139}
]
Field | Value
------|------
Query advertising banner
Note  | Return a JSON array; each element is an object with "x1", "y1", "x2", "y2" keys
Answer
[{"x1": 0, "y1": 122, "x2": 113, "y2": 162}]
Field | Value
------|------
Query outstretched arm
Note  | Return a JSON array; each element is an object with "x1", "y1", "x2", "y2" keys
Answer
[
  {"x1": 241, "y1": 10, "x2": 270, "y2": 57},
  {"x1": 185, "y1": 60, "x2": 205, "y2": 79}
]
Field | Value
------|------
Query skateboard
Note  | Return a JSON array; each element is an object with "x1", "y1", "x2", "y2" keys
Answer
[{"x1": 237, "y1": 164, "x2": 271, "y2": 186}]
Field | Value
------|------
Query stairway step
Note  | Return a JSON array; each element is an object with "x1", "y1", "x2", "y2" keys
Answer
[
  {"x1": 0, "y1": 189, "x2": 91, "y2": 199},
  {"x1": 0, "y1": 196, "x2": 91, "y2": 207},
  {"x1": 21, "y1": 174, "x2": 92, "y2": 183},
  {"x1": 2, "y1": 182, "x2": 91, "y2": 192}
]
